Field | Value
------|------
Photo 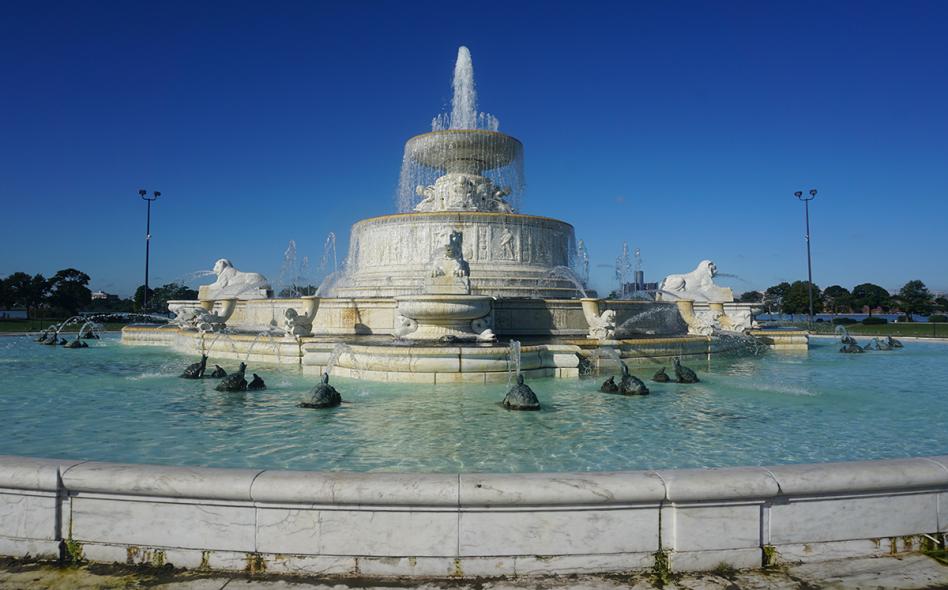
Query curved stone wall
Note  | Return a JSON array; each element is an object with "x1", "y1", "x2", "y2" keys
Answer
[
  {"x1": 2, "y1": 455, "x2": 946, "y2": 577},
  {"x1": 336, "y1": 212, "x2": 581, "y2": 298}
]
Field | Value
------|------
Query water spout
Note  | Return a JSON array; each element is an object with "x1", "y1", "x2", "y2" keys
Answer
[
  {"x1": 507, "y1": 339, "x2": 522, "y2": 384},
  {"x1": 451, "y1": 46, "x2": 477, "y2": 130}
]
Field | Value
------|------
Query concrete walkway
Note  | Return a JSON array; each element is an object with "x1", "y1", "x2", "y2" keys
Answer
[{"x1": 2, "y1": 554, "x2": 947, "y2": 589}]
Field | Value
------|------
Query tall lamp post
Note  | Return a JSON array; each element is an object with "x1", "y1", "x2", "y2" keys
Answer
[
  {"x1": 794, "y1": 189, "x2": 817, "y2": 328},
  {"x1": 139, "y1": 189, "x2": 160, "y2": 311}
]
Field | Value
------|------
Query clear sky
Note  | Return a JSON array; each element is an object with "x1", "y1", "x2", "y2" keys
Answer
[{"x1": 2, "y1": 0, "x2": 947, "y2": 297}]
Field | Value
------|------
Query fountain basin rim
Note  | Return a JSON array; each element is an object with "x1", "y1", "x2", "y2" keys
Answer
[
  {"x1": 351, "y1": 210, "x2": 574, "y2": 229},
  {"x1": 2, "y1": 453, "x2": 947, "y2": 504},
  {"x1": 121, "y1": 323, "x2": 710, "y2": 346},
  {"x1": 404, "y1": 128, "x2": 523, "y2": 144}
]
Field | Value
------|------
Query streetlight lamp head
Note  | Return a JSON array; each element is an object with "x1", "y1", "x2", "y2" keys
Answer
[
  {"x1": 809, "y1": 189, "x2": 818, "y2": 197},
  {"x1": 138, "y1": 189, "x2": 147, "y2": 197},
  {"x1": 794, "y1": 191, "x2": 803, "y2": 198},
  {"x1": 153, "y1": 191, "x2": 161, "y2": 198}
]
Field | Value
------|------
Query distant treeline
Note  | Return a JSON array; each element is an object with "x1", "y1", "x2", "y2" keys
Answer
[
  {"x1": 738, "y1": 280, "x2": 947, "y2": 321},
  {"x1": 0, "y1": 269, "x2": 197, "y2": 317}
]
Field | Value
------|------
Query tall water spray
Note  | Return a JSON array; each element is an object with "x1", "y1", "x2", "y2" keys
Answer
[
  {"x1": 431, "y1": 47, "x2": 500, "y2": 132},
  {"x1": 615, "y1": 242, "x2": 633, "y2": 299},
  {"x1": 576, "y1": 240, "x2": 590, "y2": 286},
  {"x1": 278, "y1": 240, "x2": 311, "y2": 297},
  {"x1": 400, "y1": 47, "x2": 517, "y2": 212},
  {"x1": 451, "y1": 46, "x2": 477, "y2": 130}
]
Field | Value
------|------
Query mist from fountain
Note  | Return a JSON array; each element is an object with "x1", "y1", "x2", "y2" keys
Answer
[
  {"x1": 243, "y1": 329, "x2": 283, "y2": 364},
  {"x1": 613, "y1": 306, "x2": 688, "y2": 339},
  {"x1": 325, "y1": 342, "x2": 366, "y2": 379},
  {"x1": 615, "y1": 242, "x2": 633, "y2": 299},
  {"x1": 277, "y1": 240, "x2": 313, "y2": 297},
  {"x1": 575, "y1": 240, "x2": 590, "y2": 286},
  {"x1": 715, "y1": 272, "x2": 750, "y2": 285},
  {"x1": 205, "y1": 329, "x2": 239, "y2": 357},
  {"x1": 320, "y1": 232, "x2": 338, "y2": 277},
  {"x1": 542, "y1": 266, "x2": 588, "y2": 298},
  {"x1": 44, "y1": 312, "x2": 170, "y2": 338}
]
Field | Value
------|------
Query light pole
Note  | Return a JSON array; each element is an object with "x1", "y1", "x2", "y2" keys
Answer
[
  {"x1": 139, "y1": 189, "x2": 160, "y2": 311},
  {"x1": 794, "y1": 189, "x2": 817, "y2": 328}
]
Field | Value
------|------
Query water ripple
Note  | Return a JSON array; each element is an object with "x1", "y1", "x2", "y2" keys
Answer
[{"x1": 0, "y1": 335, "x2": 946, "y2": 472}]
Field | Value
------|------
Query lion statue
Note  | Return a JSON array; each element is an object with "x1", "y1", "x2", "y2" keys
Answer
[
  {"x1": 199, "y1": 259, "x2": 272, "y2": 301},
  {"x1": 658, "y1": 260, "x2": 733, "y2": 303},
  {"x1": 430, "y1": 230, "x2": 470, "y2": 279}
]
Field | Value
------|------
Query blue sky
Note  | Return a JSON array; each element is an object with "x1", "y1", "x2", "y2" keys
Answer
[{"x1": 2, "y1": 1, "x2": 947, "y2": 297}]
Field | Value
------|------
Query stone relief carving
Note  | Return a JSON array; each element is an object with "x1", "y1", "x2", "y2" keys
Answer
[
  {"x1": 498, "y1": 227, "x2": 516, "y2": 260},
  {"x1": 414, "y1": 173, "x2": 512, "y2": 212},
  {"x1": 189, "y1": 299, "x2": 238, "y2": 333},
  {"x1": 283, "y1": 308, "x2": 313, "y2": 338},
  {"x1": 587, "y1": 309, "x2": 616, "y2": 340},
  {"x1": 169, "y1": 302, "x2": 202, "y2": 327}
]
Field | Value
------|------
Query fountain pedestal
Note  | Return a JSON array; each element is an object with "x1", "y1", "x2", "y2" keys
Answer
[{"x1": 394, "y1": 295, "x2": 492, "y2": 340}]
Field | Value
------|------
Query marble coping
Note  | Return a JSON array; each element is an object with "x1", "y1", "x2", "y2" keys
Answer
[
  {"x1": 350, "y1": 210, "x2": 574, "y2": 229},
  {"x1": 3, "y1": 455, "x2": 947, "y2": 506}
]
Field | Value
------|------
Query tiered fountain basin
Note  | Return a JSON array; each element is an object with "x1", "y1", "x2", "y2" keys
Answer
[
  {"x1": 404, "y1": 129, "x2": 522, "y2": 172},
  {"x1": 334, "y1": 212, "x2": 581, "y2": 298}
]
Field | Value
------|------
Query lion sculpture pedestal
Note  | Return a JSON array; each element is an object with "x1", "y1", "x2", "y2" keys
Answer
[
  {"x1": 656, "y1": 260, "x2": 733, "y2": 304},
  {"x1": 198, "y1": 259, "x2": 273, "y2": 302}
]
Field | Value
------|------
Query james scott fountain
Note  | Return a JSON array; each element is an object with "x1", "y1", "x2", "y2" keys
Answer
[
  {"x1": 2, "y1": 47, "x2": 945, "y2": 583},
  {"x1": 125, "y1": 46, "x2": 791, "y2": 377}
]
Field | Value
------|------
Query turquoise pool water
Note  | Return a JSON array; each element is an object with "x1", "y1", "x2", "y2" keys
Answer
[{"x1": 2, "y1": 335, "x2": 946, "y2": 472}]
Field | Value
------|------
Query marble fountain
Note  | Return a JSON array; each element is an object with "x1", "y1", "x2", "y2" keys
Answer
[
  {"x1": 6, "y1": 48, "x2": 943, "y2": 581},
  {"x1": 123, "y1": 48, "x2": 783, "y2": 382}
]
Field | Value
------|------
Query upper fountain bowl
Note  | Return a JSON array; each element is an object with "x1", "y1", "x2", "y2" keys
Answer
[{"x1": 405, "y1": 130, "x2": 523, "y2": 175}]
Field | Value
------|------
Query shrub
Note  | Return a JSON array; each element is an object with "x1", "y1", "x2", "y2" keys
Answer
[
  {"x1": 832, "y1": 318, "x2": 857, "y2": 325},
  {"x1": 862, "y1": 317, "x2": 888, "y2": 325},
  {"x1": 929, "y1": 314, "x2": 948, "y2": 323}
]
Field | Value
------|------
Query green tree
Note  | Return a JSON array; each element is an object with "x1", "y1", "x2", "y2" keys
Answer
[
  {"x1": 151, "y1": 283, "x2": 199, "y2": 310},
  {"x1": 738, "y1": 290, "x2": 763, "y2": 303},
  {"x1": 851, "y1": 283, "x2": 890, "y2": 316},
  {"x1": 895, "y1": 280, "x2": 933, "y2": 319},
  {"x1": 822, "y1": 285, "x2": 852, "y2": 314},
  {"x1": 278, "y1": 284, "x2": 318, "y2": 298},
  {"x1": 5, "y1": 272, "x2": 49, "y2": 318},
  {"x1": 935, "y1": 296, "x2": 948, "y2": 313},
  {"x1": 47, "y1": 268, "x2": 92, "y2": 316},
  {"x1": 763, "y1": 282, "x2": 790, "y2": 315},
  {"x1": 781, "y1": 281, "x2": 823, "y2": 315},
  {"x1": 133, "y1": 285, "x2": 156, "y2": 312},
  {"x1": 0, "y1": 276, "x2": 13, "y2": 309}
]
